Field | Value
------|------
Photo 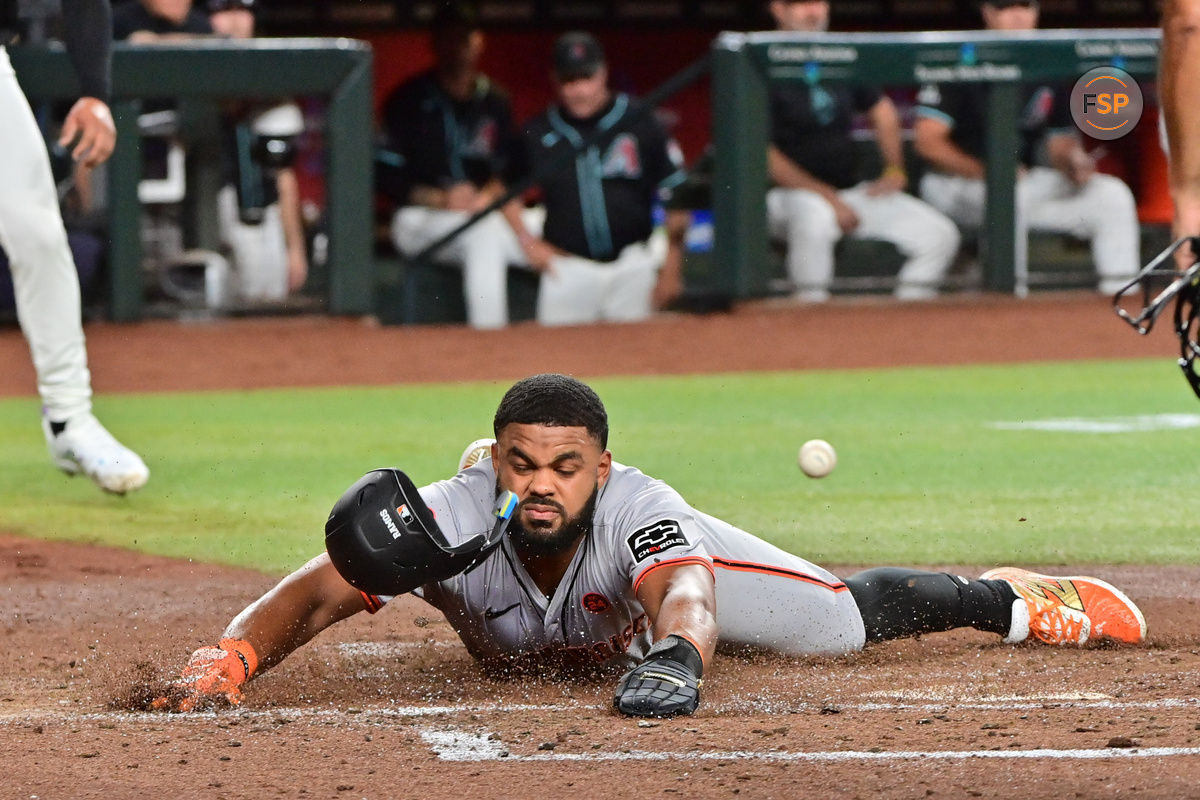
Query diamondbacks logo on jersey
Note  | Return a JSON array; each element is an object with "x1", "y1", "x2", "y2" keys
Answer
[
  {"x1": 627, "y1": 520, "x2": 687, "y2": 562},
  {"x1": 466, "y1": 119, "x2": 499, "y2": 158},
  {"x1": 1022, "y1": 86, "x2": 1056, "y2": 131},
  {"x1": 602, "y1": 133, "x2": 642, "y2": 179}
]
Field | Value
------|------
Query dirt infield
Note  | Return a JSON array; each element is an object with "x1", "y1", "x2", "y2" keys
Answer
[
  {"x1": 0, "y1": 292, "x2": 1180, "y2": 397},
  {"x1": 3, "y1": 293, "x2": 1199, "y2": 799}
]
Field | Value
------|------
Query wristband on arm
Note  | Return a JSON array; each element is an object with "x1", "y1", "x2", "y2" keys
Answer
[{"x1": 216, "y1": 638, "x2": 259, "y2": 684}]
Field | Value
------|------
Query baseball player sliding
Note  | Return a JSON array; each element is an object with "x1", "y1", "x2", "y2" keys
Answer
[{"x1": 155, "y1": 374, "x2": 1145, "y2": 718}]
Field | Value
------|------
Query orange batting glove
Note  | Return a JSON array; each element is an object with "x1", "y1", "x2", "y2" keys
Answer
[{"x1": 152, "y1": 638, "x2": 259, "y2": 712}]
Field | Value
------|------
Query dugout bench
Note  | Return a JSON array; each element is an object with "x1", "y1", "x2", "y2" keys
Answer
[
  {"x1": 373, "y1": 251, "x2": 540, "y2": 326},
  {"x1": 710, "y1": 28, "x2": 1162, "y2": 300}
]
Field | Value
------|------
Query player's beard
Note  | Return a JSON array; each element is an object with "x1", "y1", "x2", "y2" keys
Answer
[{"x1": 498, "y1": 480, "x2": 598, "y2": 556}]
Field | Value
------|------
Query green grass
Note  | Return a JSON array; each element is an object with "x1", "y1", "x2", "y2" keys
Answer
[{"x1": 2, "y1": 359, "x2": 1197, "y2": 574}]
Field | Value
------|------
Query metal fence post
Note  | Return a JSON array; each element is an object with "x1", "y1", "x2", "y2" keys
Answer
[
  {"x1": 712, "y1": 34, "x2": 770, "y2": 298},
  {"x1": 983, "y1": 83, "x2": 1021, "y2": 294},
  {"x1": 326, "y1": 47, "x2": 375, "y2": 315},
  {"x1": 107, "y1": 100, "x2": 143, "y2": 322}
]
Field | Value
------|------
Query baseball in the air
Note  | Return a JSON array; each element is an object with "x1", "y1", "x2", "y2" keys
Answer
[{"x1": 798, "y1": 439, "x2": 837, "y2": 478}]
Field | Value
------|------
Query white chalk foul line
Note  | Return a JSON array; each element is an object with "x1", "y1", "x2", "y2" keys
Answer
[
  {"x1": 419, "y1": 730, "x2": 1200, "y2": 764},
  {"x1": 712, "y1": 696, "x2": 1200, "y2": 714},
  {"x1": 0, "y1": 703, "x2": 564, "y2": 726},
  {"x1": 3, "y1": 696, "x2": 1199, "y2": 726},
  {"x1": 773, "y1": 698, "x2": 1200, "y2": 713}
]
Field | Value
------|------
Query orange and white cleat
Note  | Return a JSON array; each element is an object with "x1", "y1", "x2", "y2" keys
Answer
[{"x1": 981, "y1": 567, "x2": 1147, "y2": 646}]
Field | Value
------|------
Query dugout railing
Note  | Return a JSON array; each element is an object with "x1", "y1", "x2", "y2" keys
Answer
[
  {"x1": 12, "y1": 39, "x2": 374, "y2": 321},
  {"x1": 710, "y1": 29, "x2": 1161, "y2": 299}
]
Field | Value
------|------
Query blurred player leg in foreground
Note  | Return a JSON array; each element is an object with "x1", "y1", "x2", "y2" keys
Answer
[{"x1": 0, "y1": 5, "x2": 147, "y2": 495}]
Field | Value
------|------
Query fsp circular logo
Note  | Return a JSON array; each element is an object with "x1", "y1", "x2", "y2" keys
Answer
[{"x1": 1070, "y1": 66, "x2": 1143, "y2": 140}]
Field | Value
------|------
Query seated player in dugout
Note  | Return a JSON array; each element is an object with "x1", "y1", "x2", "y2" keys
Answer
[
  {"x1": 208, "y1": 0, "x2": 310, "y2": 304},
  {"x1": 764, "y1": 0, "x2": 960, "y2": 302},
  {"x1": 153, "y1": 374, "x2": 1147, "y2": 718},
  {"x1": 913, "y1": 0, "x2": 1141, "y2": 296},
  {"x1": 376, "y1": 2, "x2": 526, "y2": 330},
  {"x1": 502, "y1": 33, "x2": 692, "y2": 326}
]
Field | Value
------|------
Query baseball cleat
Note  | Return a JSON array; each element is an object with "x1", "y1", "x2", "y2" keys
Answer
[
  {"x1": 982, "y1": 567, "x2": 1146, "y2": 646},
  {"x1": 457, "y1": 437, "x2": 496, "y2": 473},
  {"x1": 43, "y1": 413, "x2": 150, "y2": 495}
]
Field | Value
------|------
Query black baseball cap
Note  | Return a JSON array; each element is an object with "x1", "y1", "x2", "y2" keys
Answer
[{"x1": 553, "y1": 31, "x2": 606, "y2": 81}]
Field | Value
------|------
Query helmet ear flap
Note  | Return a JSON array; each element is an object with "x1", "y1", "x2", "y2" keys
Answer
[{"x1": 325, "y1": 468, "x2": 505, "y2": 596}]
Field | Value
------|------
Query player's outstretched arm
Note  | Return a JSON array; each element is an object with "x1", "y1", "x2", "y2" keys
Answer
[
  {"x1": 154, "y1": 553, "x2": 368, "y2": 711},
  {"x1": 613, "y1": 562, "x2": 717, "y2": 718}
]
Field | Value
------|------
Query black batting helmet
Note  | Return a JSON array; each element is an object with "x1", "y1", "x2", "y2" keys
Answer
[{"x1": 324, "y1": 468, "x2": 512, "y2": 596}]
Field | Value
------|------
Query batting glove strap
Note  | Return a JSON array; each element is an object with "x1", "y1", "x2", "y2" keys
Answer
[
  {"x1": 179, "y1": 639, "x2": 257, "y2": 688},
  {"x1": 613, "y1": 637, "x2": 703, "y2": 718},
  {"x1": 643, "y1": 634, "x2": 704, "y2": 678},
  {"x1": 218, "y1": 638, "x2": 260, "y2": 681}
]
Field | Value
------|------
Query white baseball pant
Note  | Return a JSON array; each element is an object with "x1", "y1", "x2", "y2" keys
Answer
[
  {"x1": 919, "y1": 166, "x2": 1140, "y2": 295},
  {"x1": 767, "y1": 182, "x2": 961, "y2": 301},
  {"x1": 217, "y1": 184, "x2": 288, "y2": 303},
  {"x1": 695, "y1": 510, "x2": 867, "y2": 656},
  {"x1": 0, "y1": 47, "x2": 92, "y2": 421},
  {"x1": 391, "y1": 206, "x2": 528, "y2": 330},
  {"x1": 537, "y1": 229, "x2": 666, "y2": 326}
]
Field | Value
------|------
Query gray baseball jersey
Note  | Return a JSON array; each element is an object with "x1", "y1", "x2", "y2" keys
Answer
[{"x1": 362, "y1": 459, "x2": 866, "y2": 668}]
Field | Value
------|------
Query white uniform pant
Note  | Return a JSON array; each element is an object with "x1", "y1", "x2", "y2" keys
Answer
[
  {"x1": 0, "y1": 47, "x2": 91, "y2": 420},
  {"x1": 919, "y1": 167, "x2": 1140, "y2": 295},
  {"x1": 536, "y1": 230, "x2": 665, "y2": 326},
  {"x1": 391, "y1": 206, "x2": 528, "y2": 330},
  {"x1": 698, "y1": 511, "x2": 867, "y2": 656},
  {"x1": 767, "y1": 182, "x2": 960, "y2": 301},
  {"x1": 217, "y1": 185, "x2": 288, "y2": 303}
]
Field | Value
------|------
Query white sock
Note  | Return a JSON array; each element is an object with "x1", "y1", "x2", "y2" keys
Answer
[{"x1": 1004, "y1": 598, "x2": 1029, "y2": 643}]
